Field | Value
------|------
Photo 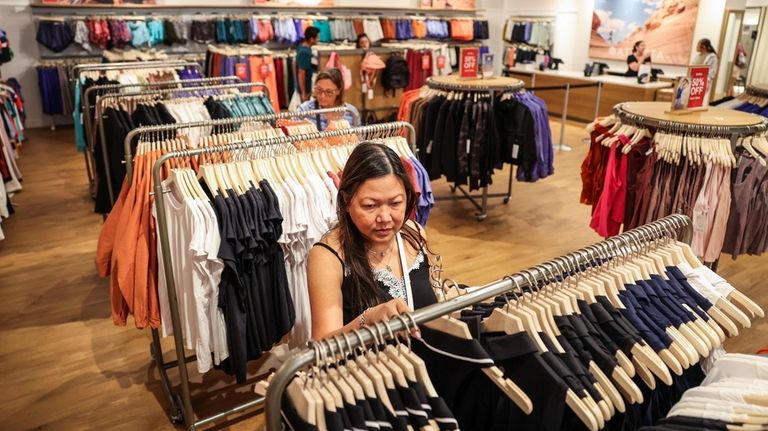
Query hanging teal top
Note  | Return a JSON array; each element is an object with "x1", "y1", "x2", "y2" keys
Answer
[{"x1": 73, "y1": 79, "x2": 86, "y2": 152}]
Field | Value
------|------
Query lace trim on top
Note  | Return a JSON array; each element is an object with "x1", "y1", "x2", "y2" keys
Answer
[{"x1": 372, "y1": 250, "x2": 425, "y2": 301}]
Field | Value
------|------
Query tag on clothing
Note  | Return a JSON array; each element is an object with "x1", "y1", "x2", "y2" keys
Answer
[
  {"x1": 692, "y1": 210, "x2": 707, "y2": 233},
  {"x1": 259, "y1": 63, "x2": 270, "y2": 79},
  {"x1": 79, "y1": 113, "x2": 83, "y2": 125},
  {"x1": 367, "y1": 88, "x2": 374, "y2": 100},
  {"x1": 466, "y1": 139, "x2": 471, "y2": 154},
  {"x1": 362, "y1": 82, "x2": 368, "y2": 93},
  {"x1": 426, "y1": 140, "x2": 433, "y2": 154},
  {"x1": 235, "y1": 63, "x2": 247, "y2": 80},
  {"x1": 437, "y1": 55, "x2": 446, "y2": 69},
  {"x1": 421, "y1": 54, "x2": 431, "y2": 71},
  {"x1": 512, "y1": 144, "x2": 519, "y2": 159}
]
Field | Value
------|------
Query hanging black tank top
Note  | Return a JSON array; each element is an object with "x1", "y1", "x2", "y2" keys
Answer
[{"x1": 313, "y1": 238, "x2": 437, "y2": 325}]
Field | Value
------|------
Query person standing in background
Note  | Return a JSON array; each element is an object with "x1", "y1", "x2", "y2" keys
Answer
[
  {"x1": 356, "y1": 33, "x2": 371, "y2": 50},
  {"x1": 694, "y1": 38, "x2": 719, "y2": 90},
  {"x1": 296, "y1": 26, "x2": 320, "y2": 103}
]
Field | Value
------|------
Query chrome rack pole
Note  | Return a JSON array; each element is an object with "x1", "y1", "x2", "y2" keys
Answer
[
  {"x1": 97, "y1": 82, "x2": 269, "y2": 206},
  {"x1": 264, "y1": 214, "x2": 694, "y2": 430},
  {"x1": 555, "y1": 83, "x2": 573, "y2": 152},
  {"x1": 593, "y1": 81, "x2": 603, "y2": 120},
  {"x1": 150, "y1": 121, "x2": 412, "y2": 430}
]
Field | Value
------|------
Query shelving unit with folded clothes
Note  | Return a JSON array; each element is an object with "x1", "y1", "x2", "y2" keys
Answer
[
  {"x1": 30, "y1": 4, "x2": 490, "y2": 63},
  {"x1": 502, "y1": 16, "x2": 554, "y2": 68}
]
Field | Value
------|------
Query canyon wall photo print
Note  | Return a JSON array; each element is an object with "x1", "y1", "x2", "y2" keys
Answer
[{"x1": 589, "y1": 0, "x2": 700, "y2": 65}]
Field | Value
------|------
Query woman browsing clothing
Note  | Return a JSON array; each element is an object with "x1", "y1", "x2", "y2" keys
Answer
[
  {"x1": 297, "y1": 68, "x2": 360, "y2": 130},
  {"x1": 307, "y1": 143, "x2": 438, "y2": 340},
  {"x1": 626, "y1": 41, "x2": 651, "y2": 77}
]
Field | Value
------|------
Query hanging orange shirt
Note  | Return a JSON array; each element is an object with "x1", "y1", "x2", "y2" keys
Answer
[
  {"x1": 96, "y1": 177, "x2": 130, "y2": 278},
  {"x1": 248, "y1": 55, "x2": 281, "y2": 113}
]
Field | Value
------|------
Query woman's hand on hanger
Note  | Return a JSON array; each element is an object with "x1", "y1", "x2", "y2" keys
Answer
[{"x1": 363, "y1": 299, "x2": 421, "y2": 339}]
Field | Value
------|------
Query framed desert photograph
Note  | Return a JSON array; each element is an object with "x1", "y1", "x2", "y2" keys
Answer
[{"x1": 589, "y1": 0, "x2": 700, "y2": 65}]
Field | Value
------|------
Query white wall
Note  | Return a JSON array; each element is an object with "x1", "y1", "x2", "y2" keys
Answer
[
  {"x1": 0, "y1": 2, "x2": 62, "y2": 129},
  {"x1": 499, "y1": 0, "x2": 590, "y2": 73}
]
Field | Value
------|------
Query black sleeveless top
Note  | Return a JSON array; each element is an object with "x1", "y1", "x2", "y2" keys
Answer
[{"x1": 313, "y1": 241, "x2": 437, "y2": 325}]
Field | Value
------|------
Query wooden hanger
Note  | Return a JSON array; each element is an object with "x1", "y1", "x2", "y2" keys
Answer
[
  {"x1": 421, "y1": 308, "x2": 534, "y2": 415},
  {"x1": 349, "y1": 329, "x2": 395, "y2": 413}
]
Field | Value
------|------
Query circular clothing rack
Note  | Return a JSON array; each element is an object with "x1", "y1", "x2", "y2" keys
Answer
[
  {"x1": 426, "y1": 75, "x2": 526, "y2": 221},
  {"x1": 426, "y1": 75, "x2": 525, "y2": 92},
  {"x1": 746, "y1": 83, "x2": 768, "y2": 98},
  {"x1": 613, "y1": 101, "x2": 767, "y2": 136}
]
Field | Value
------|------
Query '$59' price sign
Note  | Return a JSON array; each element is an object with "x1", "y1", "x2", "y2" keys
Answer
[{"x1": 460, "y1": 47, "x2": 480, "y2": 78}]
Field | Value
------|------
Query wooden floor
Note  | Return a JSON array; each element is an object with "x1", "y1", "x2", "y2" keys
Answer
[{"x1": 0, "y1": 123, "x2": 765, "y2": 430}]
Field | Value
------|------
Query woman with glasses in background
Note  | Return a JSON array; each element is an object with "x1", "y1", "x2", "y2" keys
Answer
[{"x1": 297, "y1": 68, "x2": 360, "y2": 130}]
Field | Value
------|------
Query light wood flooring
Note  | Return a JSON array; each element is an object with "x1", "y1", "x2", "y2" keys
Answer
[{"x1": 0, "y1": 122, "x2": 765, "y2": 430}]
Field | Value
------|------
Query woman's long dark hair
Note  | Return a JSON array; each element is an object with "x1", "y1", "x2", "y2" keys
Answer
[
  {"x1": 698, "y1": 38, "x2": 717, "y2": 56},
  {"x1": 632, "y1": 40, "x2": 644, "y2": 53},
  {"x1": 336, "y1": 142, "x2": 423, "y2": 311}
]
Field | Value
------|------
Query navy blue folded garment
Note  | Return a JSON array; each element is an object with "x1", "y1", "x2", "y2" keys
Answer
[{"x1": 36, "y1": 21, "x2": 74, "y2": 53}]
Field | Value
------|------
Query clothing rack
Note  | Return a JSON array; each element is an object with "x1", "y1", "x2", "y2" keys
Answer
[
  {"x1": 612, "y1": 102, "x2": 768, "y2": 138},
  {"x1": 94, "y1": 81, "x2": 269, "y2": 206},
  {"x1": 263, "y1": 213, "x2": 694, "y2": 430},
  {"x1": 122, "y1": 105, "x2": 368, "y2": 182},
  {"x1": 426, "y1": 75, "x2": 526, "y2": 222},
  {"x1": 72, "y1": 59, "x2": 201, "y2": 195},
  {"x1": 745, "y1": 83, "x2": 768, "y2": 99},
  {"x1": 82, "y1": 76, "x2": 242, "y2": 183},
  {"x1": 147, "y1": 120, "x2": 415, "y2": 430}
]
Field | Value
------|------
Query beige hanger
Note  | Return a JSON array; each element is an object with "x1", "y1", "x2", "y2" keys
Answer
[
  {"x1": 421, "y1": 302, "x2": 534, "y2": 415},
  {"x1": 350, "y1": 329, "x2": 395, "y2": 413}
]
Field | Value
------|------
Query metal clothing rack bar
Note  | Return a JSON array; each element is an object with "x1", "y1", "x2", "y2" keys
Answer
[
  {"x1": 426, "y1": 76, "x2": 524, "y2": 222},
  {"x1": 149, "y1": 121, "x2": 414, "y2": 430},
  {"x1": 263, "y1": 213, "x2": 694, "y2": 430},
  {"x1": 95, "y1": 81, "x2": 270, "y2": 206},
  {"x1": 123, "y1": 106, "x2": 365, "y2": 183}
]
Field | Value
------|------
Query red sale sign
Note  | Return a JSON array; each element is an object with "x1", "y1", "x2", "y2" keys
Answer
[
  {"x1": 687, "y1": 66, "x2": 709, "y2": 109},
  {"x1": 459, "y1": 47, "x2": 479, "y2": 79}
]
